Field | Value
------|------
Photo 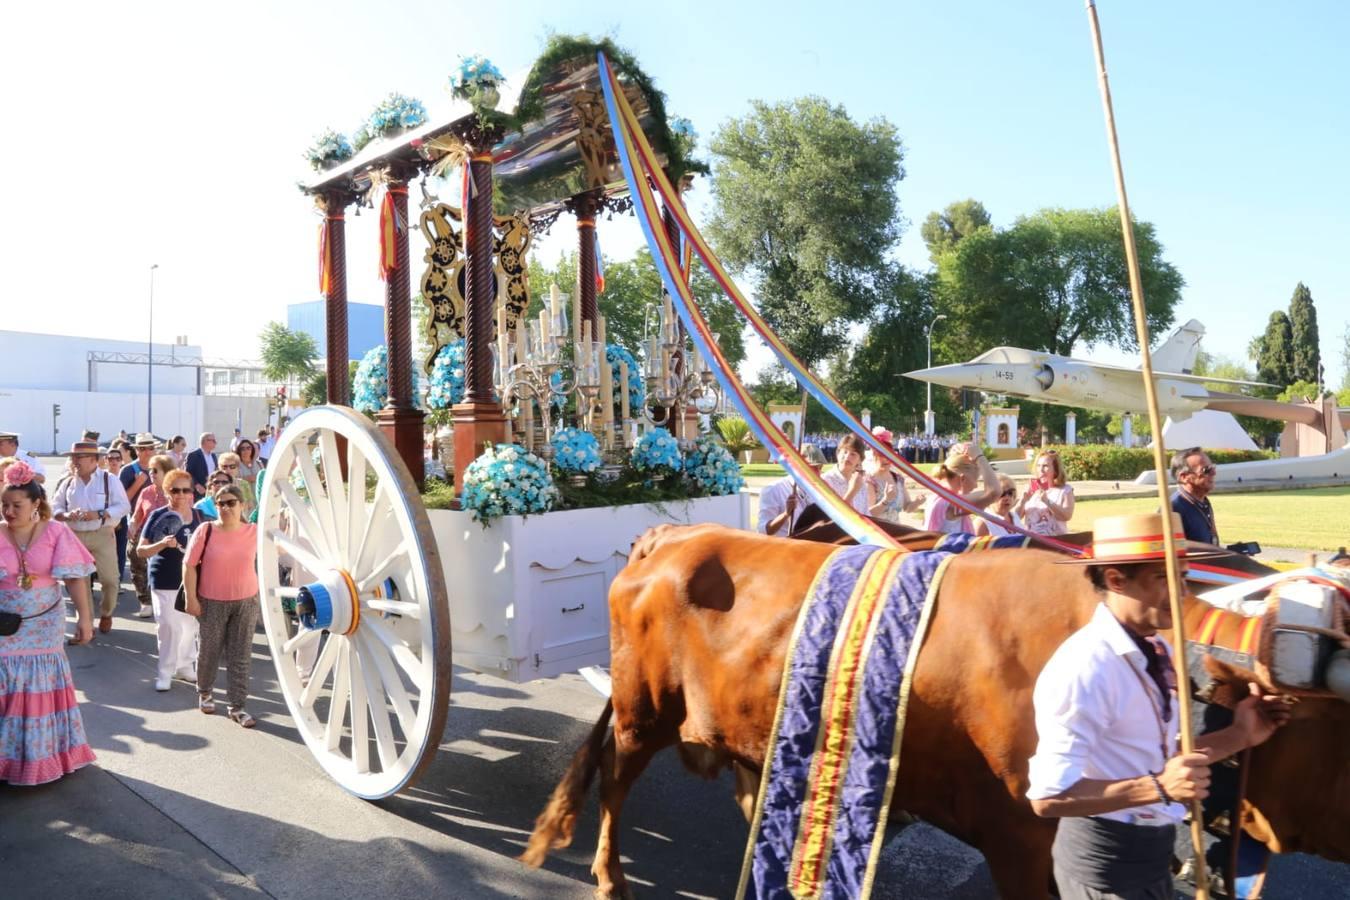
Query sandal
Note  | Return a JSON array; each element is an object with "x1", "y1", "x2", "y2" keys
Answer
[
  {"x1": 228, "y1": 708, "x2": 257, "y2": 729},
  {"x1": 198, "y1": 693, "x2": 215, "y2": 715}
]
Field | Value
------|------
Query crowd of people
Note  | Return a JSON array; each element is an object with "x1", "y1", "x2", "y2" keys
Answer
[
  {"x1": 760, "y1": 426, "x2": 1080, "y2": 542},
  {"x1": 0, "y1": 426, "x2": 274, "y2": 786}
]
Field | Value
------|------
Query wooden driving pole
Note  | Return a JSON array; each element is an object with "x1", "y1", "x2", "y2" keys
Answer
[{"x1": 1084, "y1": 2, "x2": 1209, "y2": 895}]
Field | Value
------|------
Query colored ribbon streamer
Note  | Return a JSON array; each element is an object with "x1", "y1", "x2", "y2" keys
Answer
[
  {"x1": 599, "y1": 54, "x2": 1080, "y2": 556},
  {"x1": 318, "y1": 219, "x2": 332, "y2": 294},
  {"x1": 378, "y1": 189, "x2": 405, "y2": 281},
  {"x1": 594, "y1": 234, "x2": 606, "y2": 294},
  {"x1": 599, "y1": 55, "x2": 898, "y2": 548}
]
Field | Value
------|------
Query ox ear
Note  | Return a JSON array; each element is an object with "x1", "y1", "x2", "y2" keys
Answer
[{"x1": 1203, "y1": 655, "x2": 1276, "y2": 708}]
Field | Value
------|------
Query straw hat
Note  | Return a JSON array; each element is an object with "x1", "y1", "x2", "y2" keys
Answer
[
  {"x1": 63, "y1": 440, "x2": 102, "y2": 457},
  {"x1": 133, "y1": 432, "x2": 159, "y2": 448},
  {"x1": 1058, "y1": 512, "x2": 1230, "y2": 565}
]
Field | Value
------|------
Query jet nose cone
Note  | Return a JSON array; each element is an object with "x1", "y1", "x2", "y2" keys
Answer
[{"x1": 903, "y1": 365, "x2": 964, "y2": 388}]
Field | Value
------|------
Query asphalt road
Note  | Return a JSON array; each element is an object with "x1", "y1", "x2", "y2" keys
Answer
[{"x1": 4, "y1": 595, "x2": 1347, "y2": 899}]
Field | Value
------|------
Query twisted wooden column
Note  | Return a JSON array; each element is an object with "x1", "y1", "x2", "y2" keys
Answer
[
  {"x1": 452, "y1": 140, "x2": 508, "y2": 489},
  {"x1": 375, "y1": 167, "x2": 424, "y2": 486},
  {"x1": 319, "y1": 192, "x2": 351, "y2": 405},
  {"x1": 572, "y1": 189, "x2": 603, "y2": 335}
]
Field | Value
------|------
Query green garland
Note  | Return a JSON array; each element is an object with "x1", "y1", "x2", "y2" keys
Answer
[{"x1": 510, "y1": 34, "x2": 709, "y2": 184}]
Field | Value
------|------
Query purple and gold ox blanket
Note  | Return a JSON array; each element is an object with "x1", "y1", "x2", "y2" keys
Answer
[{"x1": 737, "y1": 534, "x2": 1028, "y2": 899}]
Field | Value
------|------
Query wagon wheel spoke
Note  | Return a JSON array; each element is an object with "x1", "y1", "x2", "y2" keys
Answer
[
  {"x1": 356, "y1": 542, "x2": 409, "y2": 595},
  {"x1": 299, "y1": 636, "x2": 341, "y2": 710},
  {"x1": 354, "y1": 636, "x2": 401, "y2": 771},
  {"x1": 365, "y1": 599, "x2": 421, "y2": 618},
  {"x1": 357, "y1": 630, "x2": 417, "y2": 737},
  {"x1": 269, "y1": 530, "x2": 328, "y2": 580},
  {"x1": 343, "y1": 441, "x2": 370, "y2": 568},
  {"x1": 317, "y1": 430, "x2": 349, "y2": 558},
  {"x1": 349, "y1": 481, "x2": 392, "y2": 578},
  {"x1": 363, "y1": 616, "x2": 429, "y2": 693},
  {"x1": 276, "y1": 475, "x2": 334, "y2": 562},
  {"x1": 282, "y1": 626, "x2": 321, "y2": 656},
  {"x1": 297, "y1": 440, "x2": 342, "y2": 559},
  {"x1": 325, "y1": 639, "x2": 352, "y2": 752}
]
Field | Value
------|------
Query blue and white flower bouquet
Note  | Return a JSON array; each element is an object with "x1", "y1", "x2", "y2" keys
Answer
[
  {"x1": 305, "y1": 128, "x2": 354, "y2": 171},
  {"x1": 353, "y1": 345, "x2": 423, "y2": 414},
  {"x1": 425, "y1": 340, "x2": 466, "y2": 410},
  {"x1": 631, "y1": 428, "x2": 683, "y2": 477},
  {"x1": 549, "y1": 427, "x2": 602, "y2": 475},
  {"x1": 605, "y1": 344, "x2": 645, "y2": 418},
  {"x1": 449, "y1": 55, "x2": 505, "y2": 112},
  {"x1": 460, "y1": 443, "x2": 559, "y2": 523},
  {"x1": 355, "y1": 93, "x2": 427, "y2": 149},
  {"x1": 683, "y1": 435, "x2": 744, "y2": 496}
]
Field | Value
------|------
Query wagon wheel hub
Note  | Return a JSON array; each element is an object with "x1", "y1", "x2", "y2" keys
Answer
[{"x1": 296, "y1": 569, "x2": 362, "y2": 635}]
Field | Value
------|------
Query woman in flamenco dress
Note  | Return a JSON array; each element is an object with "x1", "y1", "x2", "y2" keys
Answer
[{"x1": 0, "y1": 460, "x2": 97, "y2": 785}]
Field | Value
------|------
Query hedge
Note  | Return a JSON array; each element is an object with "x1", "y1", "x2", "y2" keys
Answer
[{"x1": 1035, "y1": 445, "x2": 1276, "y2": 482}]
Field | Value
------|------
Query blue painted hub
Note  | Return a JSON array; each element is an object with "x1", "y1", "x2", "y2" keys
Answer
[{"x1": 296, "y1": 582, "x2": 334, "y2": 631}]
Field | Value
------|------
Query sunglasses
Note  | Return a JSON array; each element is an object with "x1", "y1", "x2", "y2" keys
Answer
[
  {"x1": 168, "y1": 487, "x2": 193, "y2": 495},
  {"x1": 217, "y1": 499, "x2": 241, "y2": 509},
  {"x1": 107, "y1": 456, "x2": 122, "y2": 462},
  {"x1": 1189, "y1": 465, "x2": 1216, "y2": 477},
  {"x1": 1001, "y1": 488, "x2": 1016, "y2": 497}
]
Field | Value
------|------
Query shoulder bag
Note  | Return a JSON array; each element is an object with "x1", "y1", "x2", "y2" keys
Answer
[{"x1": 174, "y1": 521, "x2": 213, "y2": 613}]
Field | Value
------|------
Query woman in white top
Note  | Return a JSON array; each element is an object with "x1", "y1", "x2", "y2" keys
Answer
[
  {"x1": 975, "y1": 474, "x2": 1022, "y2": 538},
  {"x1": 821, "y1": 434, "x2": 875, "y2": 517},
  {"x1": 1016, "y1": 450, "x2": 1075, "y2": 536},
  {"x1": 862, "y1": 427, "x2": 924, "y2": 523}
]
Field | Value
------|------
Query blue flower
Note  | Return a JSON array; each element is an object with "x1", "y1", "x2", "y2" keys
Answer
[
  {"x1": 305, "y1": 128, "x2": 354, "y2": 170},
  {"x1": 426, "y1": 340, "x2": 467, "y2": 410},
  {"x1": 363, "y1": 93, "x2": 427, "y2": 140},
  {"x1": 461, "y1": 443, "x2": 559, "y2": 523},
  {"x1": 683, "y1": 435, "x2": 744, "y2": 496},
  {"x1": 549, "y1": 428, "x2": 602, "y2": 474},
  {"x1": 631, "y1": 429, "x2": 683, "y2": 476},
  {"x1": 450, "y1": 55, "x2": 505, "y2": 96},
  {"x1": 353, "y1": 345, "x2": 423, "y2": 413}
]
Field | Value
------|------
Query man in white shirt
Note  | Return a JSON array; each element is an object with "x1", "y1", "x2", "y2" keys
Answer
[
  {"x1": 1026, "y1": 512, "x2": 1290, "y2": 898},
  {"x1": 0, "y1": 430, "x2": 47, "y2": 483},
  {"x1": 757, "y1": 443, "x2": 826, "y2": 536},
  {"x1": 51, "y1": 440, "x2": 132, "y2": 633}
]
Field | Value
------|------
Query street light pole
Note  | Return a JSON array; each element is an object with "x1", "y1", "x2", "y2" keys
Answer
[
  {"x1": 923, "y1": 313, "x2": 947, "y2": 436},
  {"x1": 147, "y1": 264, "x2": 159, "y2": 435}
]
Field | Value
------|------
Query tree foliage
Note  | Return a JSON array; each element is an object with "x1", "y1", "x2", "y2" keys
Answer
[
  {"x1": 1287, "y1": 282, "x2": 1321, "y2": 384},
  {"x1": 706, "y1": 96, "x2": 905, "y2": 368},
  {"x1": 1250, "y1": 310, "x2": 1295, "y2": 390},
  {"x1": 1341, "y1": 323, "x2": 1350, "y2": 391},
  {"x1": 930, "y1": 207, "x2": 1183, "y2": 363},
  {"x1": 526, "y1": 249, "x2": 746, "y2": 370},
  {"x1": 258, "y1": 322, "x2": 318, "y2": 383},
  {"x1": 1192, "y1": 350, "x2": 1274, "y2": 444},
  {"x1": 920, "y1": 199, "x2": 991, "y2": 264}
]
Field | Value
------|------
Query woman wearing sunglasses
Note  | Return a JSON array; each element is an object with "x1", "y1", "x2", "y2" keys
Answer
[
  {"x1": 183, "y1": 484, "x2": 259, "y2": 728},
  {"x1": 975, "y1": 474, "x2": 1022, "y2": 538},
  {"x1": 136, "y1": 469, "x2": 203, "y2": 692}
]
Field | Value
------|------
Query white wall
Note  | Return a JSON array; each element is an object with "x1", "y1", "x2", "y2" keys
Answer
[
  {"x1": 0, "y1": 330, "x2": 201, "y2": 395},
  {"x1": 203, "y1": 396, "x2": 273, "y2": 445},
  {"x1": 0, "y1": 388, "x2": 201, "y2": 453}
]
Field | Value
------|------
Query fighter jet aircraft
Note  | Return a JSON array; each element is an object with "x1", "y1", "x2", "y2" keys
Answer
[{"x1": 903, "y1": 320, "x2": 1283, "y2": 422}]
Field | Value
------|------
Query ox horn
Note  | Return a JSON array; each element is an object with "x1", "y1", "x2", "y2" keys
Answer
[{"x1": 1326, "y1": 649, "x2": 1350, "y2": 703}]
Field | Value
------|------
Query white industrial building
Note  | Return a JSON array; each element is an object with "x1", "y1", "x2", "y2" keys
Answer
[{"x1": 0, "y1": 330, "x2": 288, "y2": 452}]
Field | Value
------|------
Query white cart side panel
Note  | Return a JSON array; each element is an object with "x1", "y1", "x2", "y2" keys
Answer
[{"x1": 429, "y1": 493, "x2": 749, "y2": 682}]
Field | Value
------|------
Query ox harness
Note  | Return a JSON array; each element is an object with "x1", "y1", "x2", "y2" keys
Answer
[{"x1": 737, "y1": 533, "x2": 1029, "y2": 900}]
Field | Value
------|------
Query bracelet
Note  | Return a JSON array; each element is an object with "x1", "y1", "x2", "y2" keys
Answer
[{"x1": 1148, "y1": 772, "x2": 1173, "y2": 804}]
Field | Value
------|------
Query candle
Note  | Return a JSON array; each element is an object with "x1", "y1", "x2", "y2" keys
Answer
[
  {"x1": 496, "y1": 303, "x2": 509, "y2": 388},
  {"x1": 516, "y1": 318, "x2": 528, "y2": 371},
  {"x1": 522, "y1": 395, "x2": 534, "y2": 450},
  {"x1": 572, "y1": 285, "x2": 582, "y2": 347},
  {"x1": 619, "y1": 360, "x2": 631, "y2": 422},
  {"x1": 539, "y1": 308, "x2": 550, "y2": 353},
  {"x1": 550, "y1": 283, "x2": 561, "y2": 320},
  {"x1": 600, "y1": 346, "x2": 614, "y2": 426}
]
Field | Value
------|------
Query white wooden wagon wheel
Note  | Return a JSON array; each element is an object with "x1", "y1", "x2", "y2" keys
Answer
[{"x1": 256, "y1": 405, "x2": 451, "y2": 799}]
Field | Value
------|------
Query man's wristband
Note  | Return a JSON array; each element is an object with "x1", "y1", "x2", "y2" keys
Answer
[{"x1": 1147, "y1": 772, "x2": 1173, "y2": 804}]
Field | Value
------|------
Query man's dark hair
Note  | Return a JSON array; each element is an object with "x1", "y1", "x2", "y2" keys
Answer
[
  {"x1": 1170, "y1": 446, "x2": 1203, "y2": 481},
  {"x1": 1087, "y1": 562, "x2": 1151, "y2": 591}
]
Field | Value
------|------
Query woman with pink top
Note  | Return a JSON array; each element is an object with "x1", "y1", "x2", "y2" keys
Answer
[
  {"x1": 183, "y1": 483, "x2": 259, "y2": 728},
  {"x1": 921, "y1": 442, "x2": 1000, "y2": 535},
  {"x1": 1014, "y1": 449, "x2": 1075, "y2": 536}
]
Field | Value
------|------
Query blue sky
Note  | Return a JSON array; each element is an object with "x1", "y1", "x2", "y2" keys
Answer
[{"x1": 4, "y1": 1, "x2": 1346, "y2": 382}]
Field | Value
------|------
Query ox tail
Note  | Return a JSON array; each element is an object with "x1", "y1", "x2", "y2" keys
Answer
[{"x1": 519, "y1": 698, "x2": 613, "y2": 867}]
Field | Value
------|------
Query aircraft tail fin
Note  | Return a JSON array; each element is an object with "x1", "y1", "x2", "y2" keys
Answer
[{"x1": 1150, "y1": 319, "x2": 1205, "y2": 374}]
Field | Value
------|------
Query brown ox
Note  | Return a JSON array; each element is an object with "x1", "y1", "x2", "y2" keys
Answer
[{"x1": 522, "y1": 524, "x2": 1350, "y2": 898}]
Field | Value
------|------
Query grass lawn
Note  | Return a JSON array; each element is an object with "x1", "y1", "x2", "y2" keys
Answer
[
  {"x1": 1071, "y1": 486, "x2": 1350, "y2": 552},
  {"x1": 740, "y1": 463, "x2": 786, "y2": 477}
]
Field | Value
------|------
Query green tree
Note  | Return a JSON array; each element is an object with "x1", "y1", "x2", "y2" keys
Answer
[
  {"x1": 705, "y1": 96, "x2": 905, "y2": 369},
  {"x1": 1341, "y1": 323, "x2": 1350, "y2": 390},
  {"x1": 526, "y1": 249, "x2": 746, "y2": 369},
  {"x1": 1249, "y1": 310, "x2": 1295, "y2": 389},
  {"x1": 920, "y1": 199, "x2": 991, "y2": 264},
  {"x1": 931, "y1": 207, "x2": 1183, "y2": 362},
  {"x1": 1287, "y1": 282, "x2": 1321, "y2": 384},
  {"x1": 1277, "y1": 379, "x2": 1325, "y2": 404},
  {"x1": 258, "y1": 322, "x2": 318, "y2": 383}
]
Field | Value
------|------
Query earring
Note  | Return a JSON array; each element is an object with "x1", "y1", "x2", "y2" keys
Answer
[{"x1": 31, "y1": 510, "x2": 39, "y2": 522}]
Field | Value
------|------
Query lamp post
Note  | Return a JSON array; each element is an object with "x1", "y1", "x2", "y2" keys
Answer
[
  {"x1": 147, "y1": 264, "x2": 159, "y2": 435},
  {"x1": 923, "y1": 313, "x2": 947, "y2": 436}
]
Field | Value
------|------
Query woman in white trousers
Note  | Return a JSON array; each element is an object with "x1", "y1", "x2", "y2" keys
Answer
[{"x1": 135, "y1": 469, "x2": 204, "y2": 691}]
